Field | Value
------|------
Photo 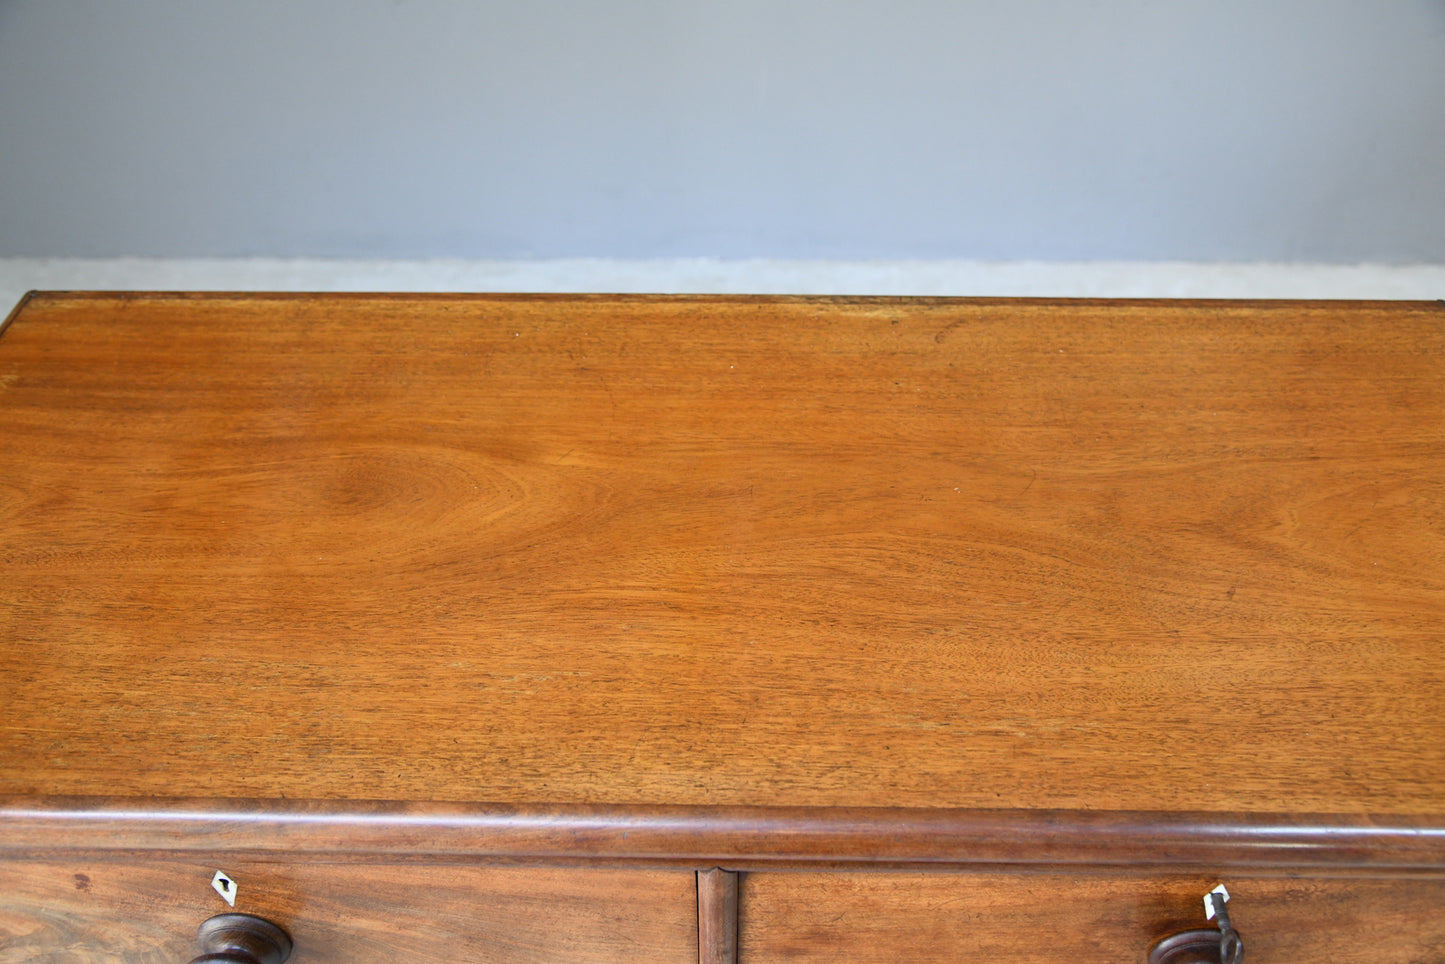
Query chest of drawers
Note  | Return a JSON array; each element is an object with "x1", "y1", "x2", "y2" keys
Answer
[{"x1": 1, "y1": 293, "x2": 1442, "y2": 962}]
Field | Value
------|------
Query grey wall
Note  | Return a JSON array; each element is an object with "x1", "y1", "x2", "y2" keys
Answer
[{"x1": 1, "y1": 0, "x2": 1442, "y2": 261}]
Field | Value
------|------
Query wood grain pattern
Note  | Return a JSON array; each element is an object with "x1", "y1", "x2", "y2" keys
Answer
[
  {"x1": 738, "y1": 872, "x2": 1445, "y2": 963},
  {"x1": 0, "y1": 855, "x2": 696, "y2": 963},
  {"x1": 697, "y1": 869, "x2": 738, "y2": 964},
  {"x1": 2, "y1": 798, "x2": 1443, "y2": 873},
  {"x1": 1, "y1": 293, "x2": 1442, "y2": 815}
]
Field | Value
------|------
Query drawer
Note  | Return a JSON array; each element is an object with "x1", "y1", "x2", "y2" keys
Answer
[
  {"x1": 738, "y1": 871, "x2": 1445, "y2": 963},
  {"x1": 0, "y1": 856, "x2": 698, "y2": 963}
]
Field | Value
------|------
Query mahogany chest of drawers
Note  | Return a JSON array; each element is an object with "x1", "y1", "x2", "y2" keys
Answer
[{"x1": 1, "y1": 293, "x2": 1442, "y2": 962}]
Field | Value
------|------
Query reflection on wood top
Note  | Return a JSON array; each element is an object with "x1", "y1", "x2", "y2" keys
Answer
[{"x1": 1, "y1": 293, "x2": 1441, "y2": 813}]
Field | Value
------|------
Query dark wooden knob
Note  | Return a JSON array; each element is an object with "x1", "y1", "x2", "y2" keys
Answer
[
  {"x1": 1150, "y1": 886, "x2": 1244, "y2": 964},
  {"x1": 1149, "y1": 926, "x2": 1244, "y2": 964},
  {"x1": 189, "y1": 913, "x2": 293, "y2": 964}
]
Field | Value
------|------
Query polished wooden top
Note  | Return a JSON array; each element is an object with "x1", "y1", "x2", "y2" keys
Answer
[{"x1": 1, "y1": 293, "x2": 1441, "y2": 817}]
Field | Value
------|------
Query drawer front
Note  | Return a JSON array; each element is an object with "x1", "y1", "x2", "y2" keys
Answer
[
  {"x1": 0, "y1": 857, "x2": 698, "y2": 963},
  {"x1": 739, "y1": 871, "x2": 1445, "y2": 963}
]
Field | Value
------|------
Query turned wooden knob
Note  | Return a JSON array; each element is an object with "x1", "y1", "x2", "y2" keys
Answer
[
  {"x1": 1150, "y1": 924, "x2": 1242, "y2": 964},
  {"x1": 189, "y1": 913, "x2": 293, "y2": 964},
  {"x1": 1149, "y1": 886, "x2": 1244, "y2": 964}
]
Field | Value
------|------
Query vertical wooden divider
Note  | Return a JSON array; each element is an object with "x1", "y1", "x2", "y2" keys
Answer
[{"x1": 697, "y1": 868, "x2": 739, "y2": 964}]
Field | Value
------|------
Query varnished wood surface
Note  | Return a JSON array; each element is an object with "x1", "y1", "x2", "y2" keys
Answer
[
  {"x1": 737, "y1": 871, "x2": 1445, "y2": 963},
  {"x1": 1, "y1": 798, "x2": 1443, "y2": 873},
  {"x1": 0, "y1": 855, "x2": 697, "y2": 963},
  {"x1": 1, "y1": 293, "x2": 1443, "y2": 815},
  {"x1": 696, "y1": 869, "x2": 738, "y2": 964}
]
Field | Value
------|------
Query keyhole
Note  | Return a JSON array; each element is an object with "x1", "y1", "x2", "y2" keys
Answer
[{"x1": 211, "y1": 871, "x2": 237, "y2": 906}]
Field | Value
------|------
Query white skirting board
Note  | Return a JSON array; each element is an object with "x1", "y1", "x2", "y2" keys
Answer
[{"x1": 2, "y1": 259, "x2": 1442, "y2": 314}]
